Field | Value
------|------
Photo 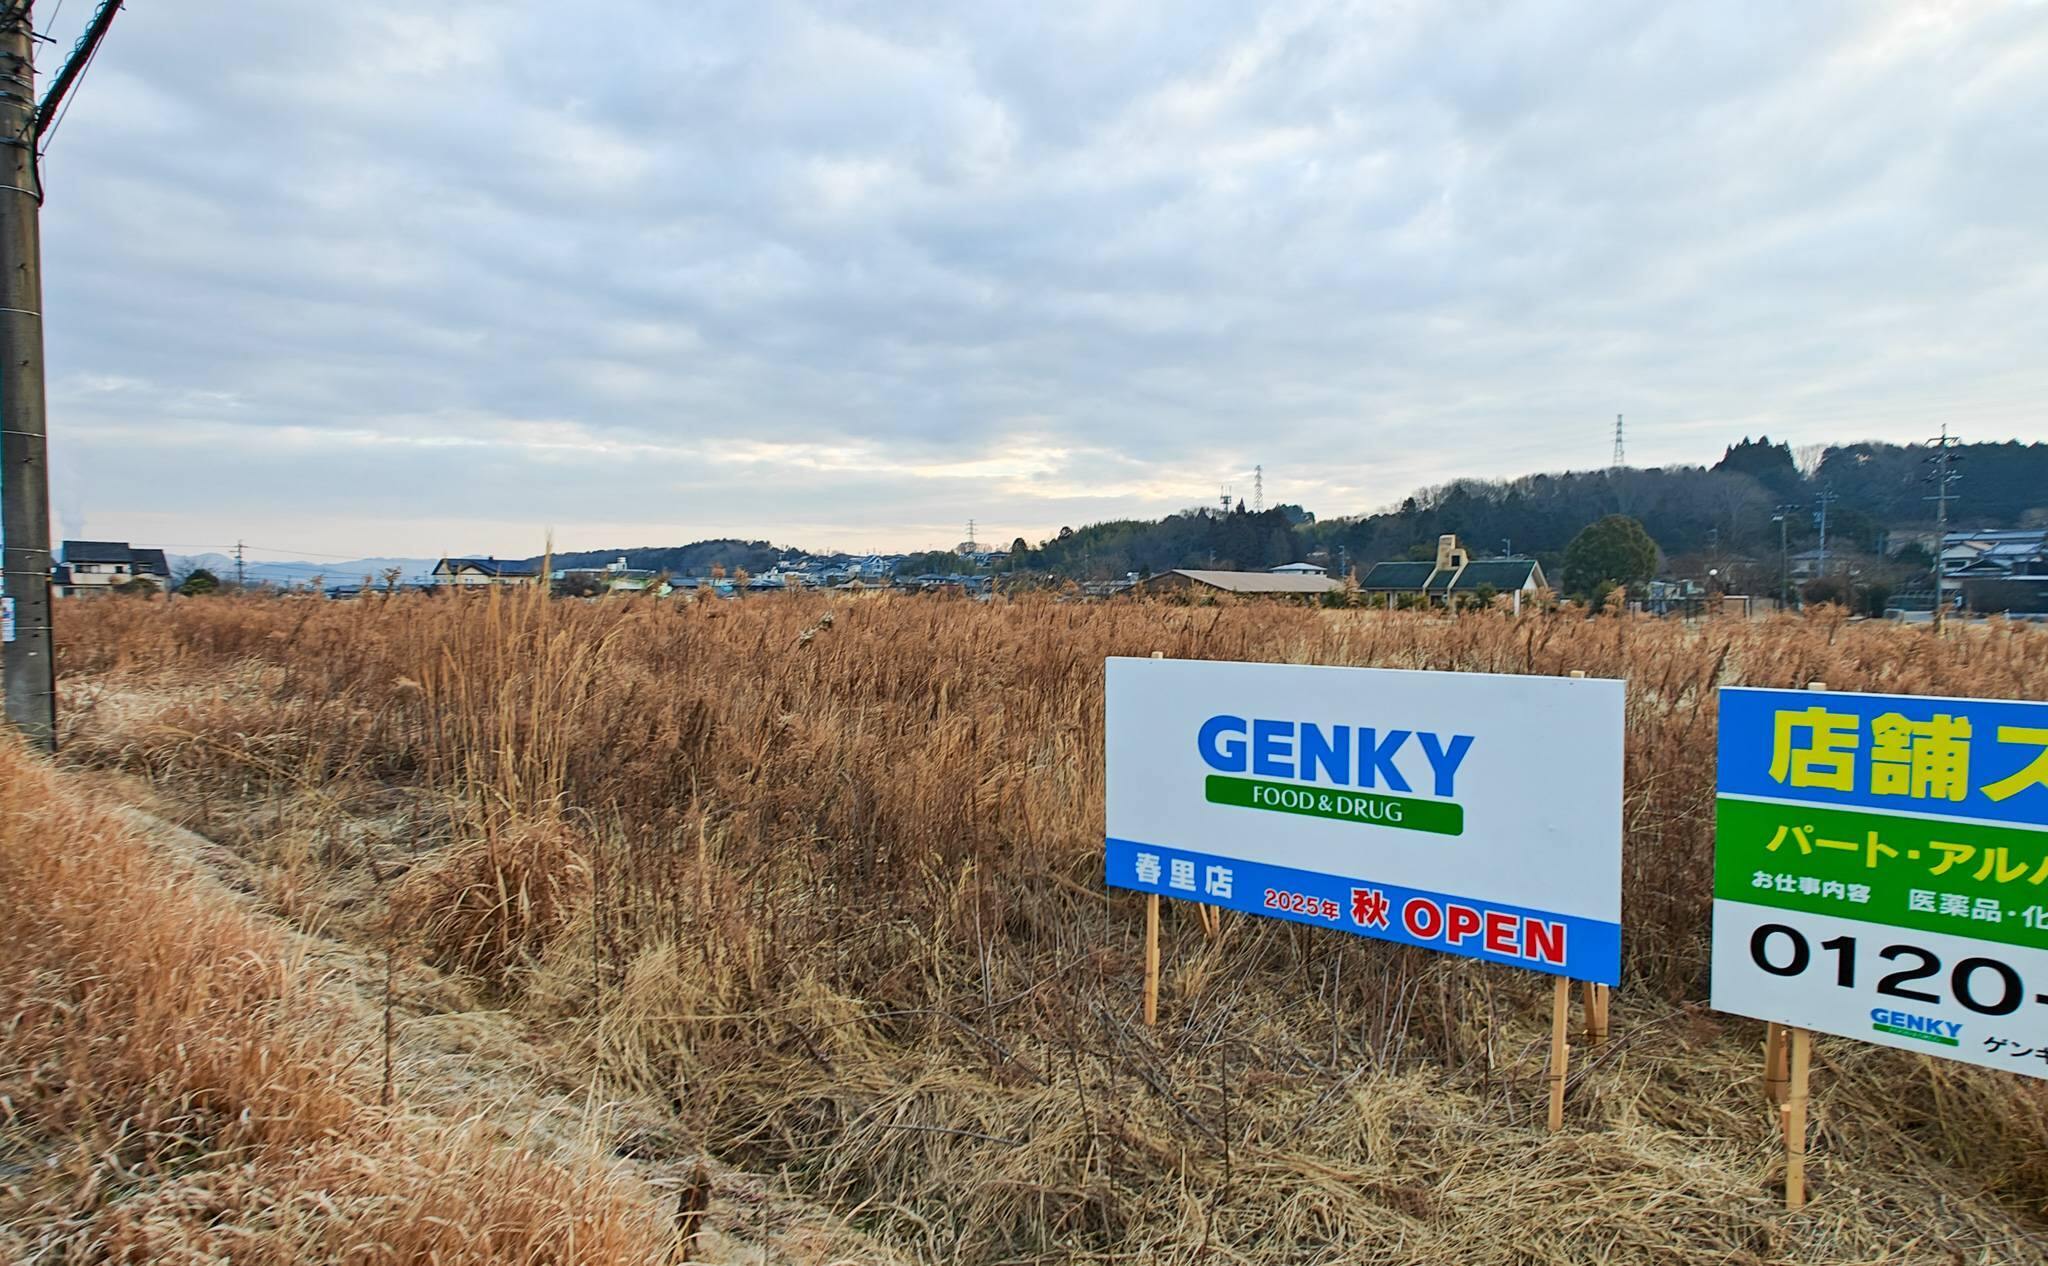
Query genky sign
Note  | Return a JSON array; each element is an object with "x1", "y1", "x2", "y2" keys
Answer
[{"x1": 1105, "y1": 659, "x2": 1624, "y2": 984}]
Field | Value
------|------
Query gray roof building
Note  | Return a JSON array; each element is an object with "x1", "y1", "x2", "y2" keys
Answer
[{"x1": 1142, "y1": 569, "x2": 1339, "y2": 596}]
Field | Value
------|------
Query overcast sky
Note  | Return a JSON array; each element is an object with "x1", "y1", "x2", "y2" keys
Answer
[{"x1": 35, "y1": 0, "x2": 2048, "y2": 560}]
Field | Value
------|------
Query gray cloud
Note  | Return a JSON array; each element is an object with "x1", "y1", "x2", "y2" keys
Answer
[{"x1": 34, "y1": 0, "x2": 2048, "y2": 556}]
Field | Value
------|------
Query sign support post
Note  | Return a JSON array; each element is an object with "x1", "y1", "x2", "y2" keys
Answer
[
  {"x1": 1583, "y1": 982, "x2": 1610, "y2": 1045},
  {"x1": 1142, "y1": 650, "x2": 1163, "y2": 1027},
  {"x1": 1143, "y1": 891, "x2": 1160, "y2": 1026},
  {"x1": 1547, "y1": 975, "x2": 1571, "y2": 1131},
  {"x1": 1783, "y1": 1026, "x2": 1811, "y2": 1209},
  {"x1": 1768, "y1": 682, "x2": 1825, "y2": 1199}
]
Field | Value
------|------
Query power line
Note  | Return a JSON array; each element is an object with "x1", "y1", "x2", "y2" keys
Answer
[{"x1": 32, "y1": 0, "x2": 118, "y2": 147}]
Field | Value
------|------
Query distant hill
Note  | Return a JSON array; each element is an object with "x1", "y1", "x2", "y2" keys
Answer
[
  {"x1": 529, "y1": 539, "x2": 794, "y2": 576},
  {"x1": 1015, "y1": 439, "x2": 2048, "y2": 581},
  {"x1": 169, "y1": 553, "x2": 441, "y2": 587}
]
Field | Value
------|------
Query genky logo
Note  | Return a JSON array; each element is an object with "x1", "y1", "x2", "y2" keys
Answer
[{"x1": 1196, "y1": 716, "x2": 1474, "y2": 797}]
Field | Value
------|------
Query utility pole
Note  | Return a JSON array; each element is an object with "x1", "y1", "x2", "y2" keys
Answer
[
  {"x1": 1772, "y1": 504, "x2": 1796, "y2": 609},
  {"x1": 1925, "y1": 425, "x2": 1962, "y2": 633},
  {"x1": 1, "y1": 3, "x2": 52, "y2": 749},
  {"x1": 234, "y1": 540, "x2": 246, "y2": 588},
  {"x1": 1813, "y1": 489, "x2": 1838, "y2": 579},
  {"x1": 1, "y1": 0, "x2": 126, "y2": 752}
]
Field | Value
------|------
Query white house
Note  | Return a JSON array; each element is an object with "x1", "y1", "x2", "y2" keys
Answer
[
  {"x1": 57, "y1": 541, "x2": 171, "y2": 596},
  {"x1": 432, "y1": 557, "x2": 539, "y2": 587}
]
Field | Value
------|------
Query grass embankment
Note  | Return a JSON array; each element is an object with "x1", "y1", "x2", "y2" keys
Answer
[
  {"x1": 0, "y1": 736, "x2": 673, "y2": 1263},
  {"x1": 39, "y1": 591, "x2": 2048, "y2": 1263}
]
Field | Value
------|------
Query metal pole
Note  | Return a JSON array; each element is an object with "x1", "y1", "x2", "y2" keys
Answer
[
  {"x1": 1926, "y1": 426, "x2": 1959, "y2": 635},
  {"x1": 1933, "y1": 474, "x2": 1947, "y2": 635},
  {"x1": 0, "y1": 2, "x2": 54, "y2": 751},
  {"x1": 1779, "y1": 513, "x2": 1789, "y2": 608}
]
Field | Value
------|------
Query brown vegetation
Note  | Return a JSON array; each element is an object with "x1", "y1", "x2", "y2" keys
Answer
[
  {"x1": 20, "y1": 590, "x2": 2048, "y2": 1262},
  {"x1": 0, "y1": 734, "x2": 672, "y2": 1263}
]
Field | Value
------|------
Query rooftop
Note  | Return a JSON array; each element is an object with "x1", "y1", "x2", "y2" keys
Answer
[{"x1": 1161, "y1": 569, "x2": 1339, "y2": 594}]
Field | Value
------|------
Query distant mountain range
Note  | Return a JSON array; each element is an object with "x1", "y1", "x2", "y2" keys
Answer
[{"x1": 168, "y1": 553, "x2": 443, "y2": 586}]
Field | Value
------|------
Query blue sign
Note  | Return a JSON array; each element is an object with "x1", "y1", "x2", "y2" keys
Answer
[{"x1": 1719, "y1": 687, "x2": 2048, "y2": 828}]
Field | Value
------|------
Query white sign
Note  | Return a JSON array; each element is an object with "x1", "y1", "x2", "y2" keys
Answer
[
  {"x1": 1712, "y1": 687, "x2": 2048, "y2": 1077},
  {"x1": 1105, "y1": 658, "x2": 1625, "y2": 983},
  {"x1": 1, "y1": 595, "x2": 12, "y2": 643}
]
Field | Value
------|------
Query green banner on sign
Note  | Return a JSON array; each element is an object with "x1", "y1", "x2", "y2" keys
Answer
[
  {"x1": 1715, "y1": 795, "x2": 2048, "y2": 951},
  {"x1": 1205, "y1": 774, "x2": 1463, "y2": 836}
]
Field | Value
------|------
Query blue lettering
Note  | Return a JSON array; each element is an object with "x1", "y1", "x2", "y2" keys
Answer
[
  {"x1": 1360, "y1": 729, "x2": 1413, "y2": 792},
  {"x1": 1299, "y1": 723, "x2": 1351, "y2": 786},
  {"x1": 1252, "y1": 719, "x2": 1295, "y2": 778},
  {"x1": 1869, "y1": 1008, "x2": 1890, "y2": 1025},
  {"x1": 1418, "y1": 732, "x2": 1474, "y2": 798},
  {"x1": 1198, "y1": 715, "x2": 1248, "y2": 773}
]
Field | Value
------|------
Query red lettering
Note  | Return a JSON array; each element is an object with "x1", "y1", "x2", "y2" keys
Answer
[
  {"x1": 1483, "y1": 910, "x2": 1518, "y2": 955},
  {"x1": 1446, "y1": 903, "x2": 1482, "y2": 945},
  {"x1": 1523, "y1": 919, "x2": 1567, "y2": 966},
  {"x1": 1402, "y1": 897, "x2": 1441, "y2": 939}
]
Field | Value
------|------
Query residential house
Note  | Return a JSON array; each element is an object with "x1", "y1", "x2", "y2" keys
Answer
[
  {"x1": 1787, "y1": 548, "x2": 1859, "y2": 581},
  {"x1": 56, "y1": 541, "x2": 171, "y2": 596},
  {"x1": 1942, "y1": 528, "x2": 2048, "y2": 614},
  {"x1": 432, "y1": 557, "x2": 539, "y2": 586},
  {"x1": 1359, "y1": 535, "x2": 1547, "y2": 611}
]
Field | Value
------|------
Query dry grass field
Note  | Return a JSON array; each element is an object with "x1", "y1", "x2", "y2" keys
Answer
[{"x1": 8, "y1": 589, "x2": 2048, "y2": 1263}]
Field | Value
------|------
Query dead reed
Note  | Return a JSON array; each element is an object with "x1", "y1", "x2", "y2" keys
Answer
[
  {"x1": 40, "y1": 589, "x2": 2048, "y2": 1262},
  {"x1": 0, "y1": 734, "x2": 673, "y2": 1264}
]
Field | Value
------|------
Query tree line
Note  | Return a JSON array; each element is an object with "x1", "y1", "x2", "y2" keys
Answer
[{"x1": 1015, "y1": 438, "x2": 2048, "y2": 585}]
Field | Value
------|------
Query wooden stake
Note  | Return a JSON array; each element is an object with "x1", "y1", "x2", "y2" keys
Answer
[
  {"x1": 1767, "y1": 679, "x2": 1828, "y2": 1194},
  {"x1": 1784, "y1": 1026, "x2": 1811, "y2": 1209},
  {"x1": 1547, "y1": 974, "x2": 1571, "y2": 1132},
  {"x1": 1142, "y1": 648, "x2": 1164, "y2": 1027},
  {"x1": 1756, "y1": 682, "x2": 1830, "y2": 1113},
  {"x1": 1143, "y1": 891, "x2": 1160, "y2": 1027}
]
